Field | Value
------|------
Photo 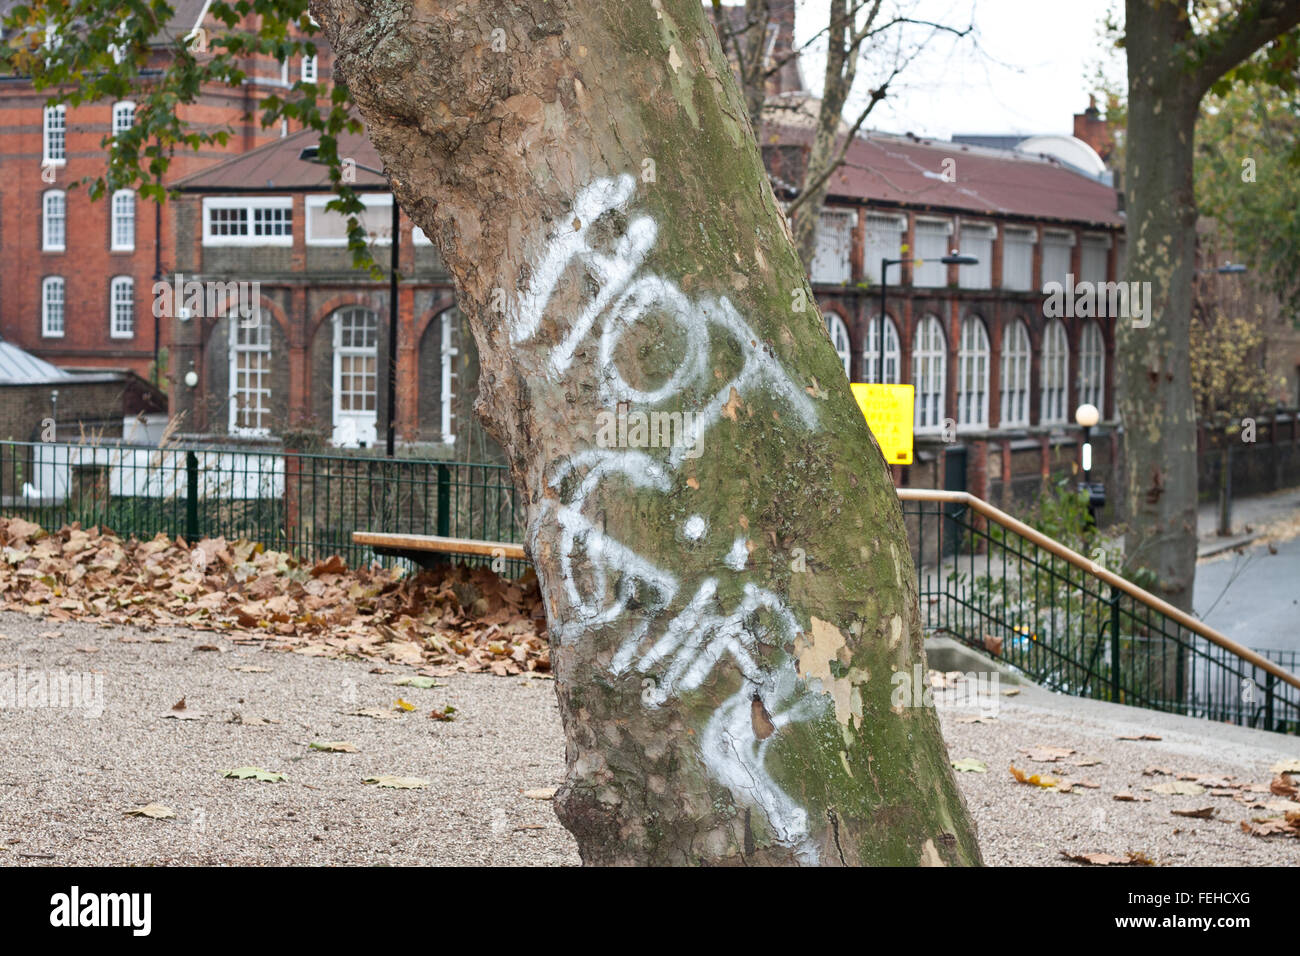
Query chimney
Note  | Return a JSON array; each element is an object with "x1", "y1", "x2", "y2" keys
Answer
[
  {"x1": 767, "y1": 0, "x2": 802, "y2": 95},
  {"x1": 1073, "y1": 95, "x2": 1115, "y2": 164}
]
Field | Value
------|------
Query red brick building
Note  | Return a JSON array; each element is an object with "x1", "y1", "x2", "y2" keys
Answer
[{"x1": 0, "y1": 1, "x2": 331, "y2": 381}]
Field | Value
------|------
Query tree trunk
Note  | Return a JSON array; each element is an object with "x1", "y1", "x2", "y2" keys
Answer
[
  {"x1": 1119, "y1": 0, "x2": 1202, "y2": 613},
  {"x1": 313, "y1": 0, "x2": 980, "y2": 866}
]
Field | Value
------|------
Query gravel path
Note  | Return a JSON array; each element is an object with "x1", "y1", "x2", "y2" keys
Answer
[{"x1": 2, "y1": 609, "x2": 1297, "y2": 866}]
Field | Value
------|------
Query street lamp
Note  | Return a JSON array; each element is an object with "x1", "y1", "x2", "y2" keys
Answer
[
  {"x1": 300, "y1": 145, "x2": 400, "y2": 457},
  {"x1": 877, "y1": 250, "x2": 979, "y2": 383},
  {"x1": 1075, "y1": 402, "x2": 1102, "y2": 525}
]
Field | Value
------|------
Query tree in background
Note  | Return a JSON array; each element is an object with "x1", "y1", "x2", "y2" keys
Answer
[
  {"x1": 712, "y1": 0, "x2": 972, "y2": 269},
  {"x1": 1117, "y1": 0, "x2": 1300, "y2": 613}
]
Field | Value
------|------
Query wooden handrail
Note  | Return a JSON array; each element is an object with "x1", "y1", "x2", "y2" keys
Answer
[
  {"x1": 897, "y1": 488, "x2": 1300, "y2": 693},
  {"x1": 352, "y1": 531, "x2": 527, "y2": 561}
]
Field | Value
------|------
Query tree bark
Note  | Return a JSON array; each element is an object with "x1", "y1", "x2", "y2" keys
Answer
[
  {"x1": 1121, "y1": 0, "x2": 1300, "y2": 612},
  {"x1": 1119, "y1": 0, "x2": 1203, "y2": 612},
  {"x1": 313, "y1": 0, "x2": 980, "y2": 866}
]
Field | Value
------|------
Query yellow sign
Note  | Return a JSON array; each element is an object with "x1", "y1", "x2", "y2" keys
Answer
[{"x1": 850, "y1": 383, "x2": 914, "y2": 465}]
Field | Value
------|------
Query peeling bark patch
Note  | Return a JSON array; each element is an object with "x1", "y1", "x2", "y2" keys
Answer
[
  {"x1": 797, "y1": 617, "x2": 853, "y2": 725},
  {"x1": 920, "y1": 838, "x2": 946, "y2": 867},
  {"x1": 667, "y1": 44, "x2": 683, "y2": 74}
]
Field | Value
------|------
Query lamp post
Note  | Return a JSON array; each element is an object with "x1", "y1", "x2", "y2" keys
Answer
[
  {"x1": 1075, "y1": 402, "x2": 1101, "y2": 525},
  {"x1": 299, "y1": 146, "x2": 400, "y2": 457},
  {"x1": 877, "y1": 250, "x2": 979, "y2": 382}
]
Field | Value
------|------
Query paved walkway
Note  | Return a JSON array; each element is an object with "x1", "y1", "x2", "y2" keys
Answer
[{"x1": 3, "y1": 611, "x2": 1299, "y2": 865}]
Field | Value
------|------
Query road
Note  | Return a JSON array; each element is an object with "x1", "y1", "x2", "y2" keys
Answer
[{"x1": 1195, "y1": 534, "x2": 1300, "y2": 651}]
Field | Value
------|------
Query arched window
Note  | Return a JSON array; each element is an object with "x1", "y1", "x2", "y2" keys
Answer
[
  {"x1": 111, "y1": 189, "x2": 135, "y2": 251},
  {"x1": 42, "y1": 190, "x2": 65, "y2": 251},
  {"x1": 109, "y1": 276, "x2": 134, "y2": 339},
  {"x1": 1041, "y1": 319, "x2": 1069, "y2": 424},
  {"x1": 825, "y1": 312, "x2": 852, "y2": 377},
  {"x1": 331, "y1": 307, "x2": 379, "y2": 447},
  {"x1": 440, "y1": 309, "x2": 460, "y2": 444},
  {"x1": 863, "y1": 314, "x2": 900, "y2": 384},
  {"x1": 912, "y1": 314, "x2": 946, "y2": 431},
  {"x1": 42, "y1": 276, "x2": 65, "y2": 338},
  {"x1": 229, "y1": 315, "x2": 272, "y2": 436},
  {"x1": 957, "y1": 317, "x2": 990, "y2": 428},
  {"x1": 1079, "y1": 320, "x2": 1105, "y2": 412},
  {"x1": 999, "y1": 319, "x2": 1031, "y2": 427}
]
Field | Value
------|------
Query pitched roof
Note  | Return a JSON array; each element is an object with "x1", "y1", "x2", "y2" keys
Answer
[
  {"x1": 778, "y1": 127, "x2": 1123, "y2": 228},
  {"x1": 173, "y1": 127, "x2": 389, "y2": 192},
  {"x1": 0, "y1": 338, "x2": 72, "y2": 385}
]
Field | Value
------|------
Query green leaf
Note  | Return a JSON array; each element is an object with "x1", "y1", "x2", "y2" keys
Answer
[
  {"x1": 951, "y1": 758, "x2": 988, "y2": 773},
  {"x1": 393, "y1": 676, "x2": 442, "y2": 689},
  {"x1": 223, "y1": 766, "x2": 286, "y2": 783}
]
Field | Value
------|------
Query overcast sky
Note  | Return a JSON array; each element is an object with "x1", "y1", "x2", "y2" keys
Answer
[{"x1": 790, "y1": 0, "x2": 1125, "y2": 140}]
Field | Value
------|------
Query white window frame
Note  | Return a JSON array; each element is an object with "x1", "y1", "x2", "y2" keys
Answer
[
  {"x1": 863, "y1": 314, "x2": 900, "y2": 384},
  {"x1": 957, "y1": 221, "x2": 995, "y2": 290},
  {"x1": 825, "y1": 312, "x2": 852, "y2": 377},
  {"x1": 1041, "y1": 229, "x2": 1075, "y2": 290},
  {"x1": 440, "y1": 310, "x2": 459, "y2": 444},
  {"x1": 957, "y1": 317, "x2": 990, "y2": 429},
  {"x1": 111, "y1": 189, "x2": 135, "y2": 251},
  {"x1": 913, "y1": 218, "x2": 952, "y2": 288},
  {"x1": 301, "y1": 54, "x2": 318, "y2": 83},
  {"x1": 1041, "y1": 318, "x2": 1069, "y2": 424},
  {"x1": 112, "y1": 100, "x2": 135, "y2": 138},
  {"x1": 109, "y1": 275, "x2": 134, "y2": 339},
  {"x1": 43, "y1": 105, "x2": 66, "y2": 166},
  {"x1": 810, "y1": 208, "x2": 856, "y2": 285},
  {"x1": 912, "y1": 314, "x2": 947, "y2": 433},
  {"x1": 1079, "y1": 320, "x2": 1105, "y2": 412},
  {"x1": 42, "y1": 276, "x2": 65, "y2": 338},
  {"x1": 42, "y1": 189, "x2": 66, "y2": 252},
  {"x1": 305, "y1": 193, "x2": 393, "y2": 247},
  {"x1": 863, "y1": 213, "x2": 905, "y2": 284},
  {"x1": 229, "y1": 317, "x2": 273, "y2": 436},
  {"x1": 1080, "y1": 232, "x2": 1111, "y2": 285},
  {"x1": 331, "y1": 307, "x2": 380, "y2": 447},
  {"x1": 999, "y1": 318, "x2": 1031, "y2": 428},
  {"x1": 202, "y1": 196, "x2": 294, "y2": 247},
  {"x1": 1001, "y1": 226, "x2": 1035, "y2": 291}
]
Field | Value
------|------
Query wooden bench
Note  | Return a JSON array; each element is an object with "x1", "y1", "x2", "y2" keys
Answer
[{"x1": 351, "y1": 531, "x2": 526, "y2": 569}]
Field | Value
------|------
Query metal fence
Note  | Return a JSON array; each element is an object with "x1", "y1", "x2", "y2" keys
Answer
[
  {"x1": 0, "y1": 439, "x2": 523, "y2": 570},
  {"x1": 3, "y1": 438, "x2": 1296, "y2": 734},
  {"x1": 901, "y1": 495, "x2": 1300, "y2": 735}
]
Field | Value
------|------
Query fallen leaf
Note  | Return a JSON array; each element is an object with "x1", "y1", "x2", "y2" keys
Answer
[
  {"x1": 1060, "y1": 851, "x2": 1153, "y2": 866},
  {"x1": 222, "y1": 767, "x2": 285, "y2": 783},
  {"x1": 349, "y1": 707, "x2": 399, "y2": 720},
  {"x1": 310, "y1": 741, "x2": 358, "y2": 753},
  {"x1": 428, "y1": 705, "x2": 457, "y2": 722},
  {"x1": 393, "y1": 676, "x2": 442, "y2": 689},
  {"x1": 1269, "y1": 775, "x2": 1298, "y2": 798},
  {"x1": 1117, "y1": 733, "x2": 1163, "y2": 741},
  {"x1": 1010, "y1": 764, "x2": 1058, "y2": 789},
  {"x1": 393, "y1": 698, "x2": 416, "y2": 712},
  {"x1": 228, "y1": 665, "x2": 271, "y2": 673},
  {"x1": 982, "y1": 634, "x2": 1003, "y2": 657},
  {"x1": 1146, "y1": 781, "x2": 1206, "y2": 796},
  {"x1": 1002, "y1": 688, "x2": 1020, "y2": 697},
  {"x1": 1269, "y1": 759, "x2": 1300, "y2": 775},
  {"x1": 1113, "y1": 792, "x2": 1151, "y2": 802},
  {"x1": 171, "y1": 697, "x2": 187, "y2": 711},
  {"x1": 1019, "y1": 746, "x2": 1075, "y2": 763},
  {"x1": 951, "y1": 758, "x2": 988, "y2": 773},
  {"x1": 1171, "y1": 807, "x2": 1216, "y2": 819},
  {"x1": 363, "y1": 775, "x2": 429, "y2": 789},
  {"x1": 124, "y1": 803, "x2": 176, "y2": 819},
  {"x1": 523, "y1": 787, "x2": 557, "y2": 799}
]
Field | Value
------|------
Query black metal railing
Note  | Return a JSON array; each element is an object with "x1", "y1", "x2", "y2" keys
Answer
[
  {"x1": 901, "y1": 493, "x2": 1300, "y2": 735},
  {"x1": 0, "y1": 439, "x2": 523, "y2": 570}
]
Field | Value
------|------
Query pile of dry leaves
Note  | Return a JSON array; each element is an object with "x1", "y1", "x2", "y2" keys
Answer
[{"x1": 0, "y1": 517, "x2": 549, "y2": 676}]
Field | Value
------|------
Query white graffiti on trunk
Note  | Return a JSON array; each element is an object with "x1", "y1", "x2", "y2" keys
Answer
[{"x1": 515, "y1": 175, "x2": 825, "y2": 861}]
